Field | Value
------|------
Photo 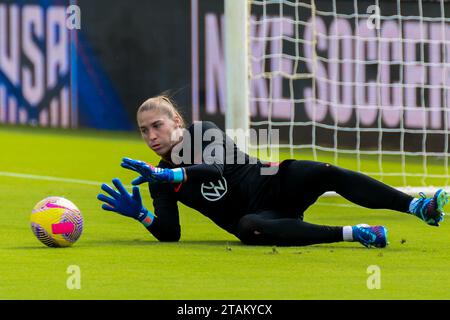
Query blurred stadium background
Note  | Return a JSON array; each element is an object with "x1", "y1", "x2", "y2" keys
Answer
[{"x1": 1, "y1": 0, "x2": 450, "y2": 300}]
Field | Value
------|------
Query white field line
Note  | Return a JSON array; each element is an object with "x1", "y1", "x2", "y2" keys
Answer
[
  {"x1": 0, "y1": 171, "x2": 106, "y2": 187},
  {"x1": 315, "y1": 202, "x2": 357, "y2": 208}
]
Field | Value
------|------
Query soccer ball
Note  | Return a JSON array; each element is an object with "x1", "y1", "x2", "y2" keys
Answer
[{"x1": 30, "y1": 197, "x2": 84, "y2": 247}]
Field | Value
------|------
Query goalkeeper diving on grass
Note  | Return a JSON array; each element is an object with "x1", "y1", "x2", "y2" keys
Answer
[{"x1": 97, "y1": 95, "x2": 448, "y2": 248}]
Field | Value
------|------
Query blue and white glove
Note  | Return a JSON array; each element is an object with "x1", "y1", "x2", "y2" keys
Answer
[
  {"x1": 121, "y1": 157, "x2": 185, "y2": 185},
  {"x1": 97, "y1": 178, "x2": 155, "y2": 227}
]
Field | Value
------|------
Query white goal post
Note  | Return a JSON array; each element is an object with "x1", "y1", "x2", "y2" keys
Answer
[
  {"x1": 225, "y1": 0, "x2": 250, "y2": 136},
  {"x1": 225, "y1": 0, "x2": 450, "y2": 195}
]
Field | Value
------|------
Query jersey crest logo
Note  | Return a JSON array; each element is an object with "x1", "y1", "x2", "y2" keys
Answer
[{"x1": 201, "y1": 177, "x2": 228, "y2": 201}]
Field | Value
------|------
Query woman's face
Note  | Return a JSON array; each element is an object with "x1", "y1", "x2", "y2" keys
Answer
[{"x1": 137, "y1": 109, "x2": 182, "y2": 158}]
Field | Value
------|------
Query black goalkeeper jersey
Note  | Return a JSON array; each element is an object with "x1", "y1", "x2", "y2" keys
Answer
[{"x1": 146, "y1": 121, "x2": 282, "y2": 241}]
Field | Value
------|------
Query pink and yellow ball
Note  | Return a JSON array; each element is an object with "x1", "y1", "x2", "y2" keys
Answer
[{"x1": 30, "y1": 197, "x2": 84, "y2": 248}]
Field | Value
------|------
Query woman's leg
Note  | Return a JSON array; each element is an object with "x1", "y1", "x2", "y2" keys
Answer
[
  {"x1": 279, "y1": 160, "x2": 413, "y2": 213},
  {"x1": 235, "y1": 210, "x2": 343, "y2": 246},
  {"x1": 235, "y1": 210, "x2": 388, "y2": 247}
]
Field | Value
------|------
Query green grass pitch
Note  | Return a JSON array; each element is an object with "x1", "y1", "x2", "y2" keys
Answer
[{"x1": 0, "y1": 125, "x2": 449, "y2": 300}]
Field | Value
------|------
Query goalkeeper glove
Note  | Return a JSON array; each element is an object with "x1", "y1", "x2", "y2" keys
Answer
[
  {"x1": 121, "y1": 157, "x2": 185, "y2": 185},
  {"x1": 97, "y1": 178, "x2": 155, "y2": 227}
]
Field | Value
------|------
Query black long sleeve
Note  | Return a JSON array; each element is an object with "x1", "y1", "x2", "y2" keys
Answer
[
  {"x1": 147, "y1": 182, "x2": 180, "y2": 242},
  {"x1": 184, "y1": 163, "x2": 223, "y2": 182}
]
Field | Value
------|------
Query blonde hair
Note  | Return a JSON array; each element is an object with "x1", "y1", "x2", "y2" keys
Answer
[{"x1": 137, "y1": 95, "x2": 185, "y2": 128}]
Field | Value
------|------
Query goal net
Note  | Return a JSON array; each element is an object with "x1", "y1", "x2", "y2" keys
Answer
[{"x1": 228, "y1": 0, "x2": 450, "y2": 193}]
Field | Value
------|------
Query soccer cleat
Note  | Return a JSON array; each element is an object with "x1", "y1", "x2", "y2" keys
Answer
[
  {"x1": 352, "y1": 224, "x2": 388, "y2": 248},
  {"x1": 409, "y1": 189, "x2": 448, "y2": 226}
]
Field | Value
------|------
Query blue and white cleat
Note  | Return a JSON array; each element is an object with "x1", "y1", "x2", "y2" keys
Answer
[
  {"x1": 352, "y1": 224, "x2": 388, "y2": 248},
  {"x1": 410, "y1": 189, "x2": 448, "y2": 227}
]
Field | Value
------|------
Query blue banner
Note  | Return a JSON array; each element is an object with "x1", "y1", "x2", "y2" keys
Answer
[{"x1": 0, "y1": 0, "x2": 132, "y2": 130}]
